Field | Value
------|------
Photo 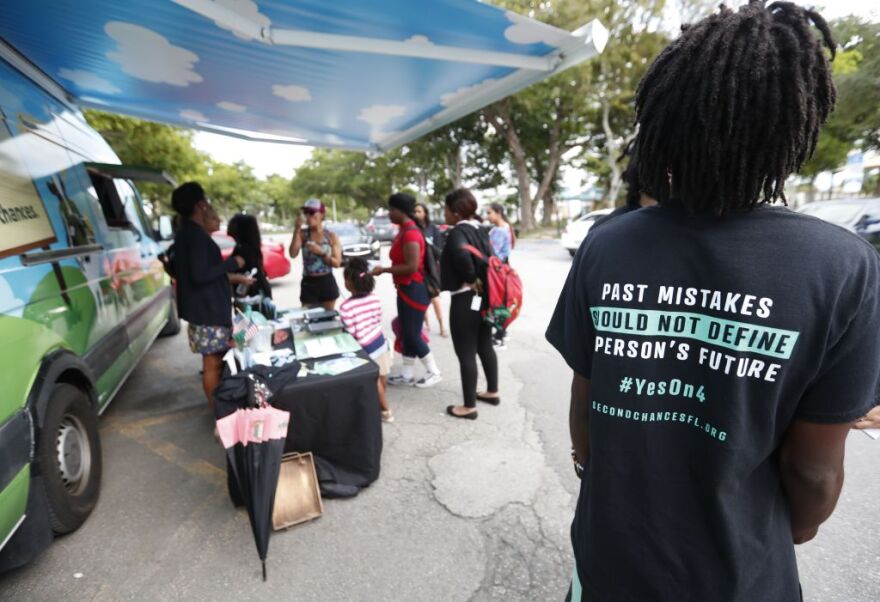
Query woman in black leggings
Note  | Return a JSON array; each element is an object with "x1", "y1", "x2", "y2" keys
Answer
[{"x1": 440, "y1": 188, "x2": 499, "y2": 419}]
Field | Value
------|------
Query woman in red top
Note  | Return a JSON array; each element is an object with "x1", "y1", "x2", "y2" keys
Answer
[{"x1": 372, "y1": 193, "x2": 442, "y2": 387}]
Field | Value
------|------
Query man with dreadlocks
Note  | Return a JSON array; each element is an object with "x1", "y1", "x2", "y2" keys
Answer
[{"x1": 546, "y1": 2, "x2": 880, "y2": 601}]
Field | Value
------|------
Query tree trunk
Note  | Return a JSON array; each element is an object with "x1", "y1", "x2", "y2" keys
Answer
[
  {"x1": 416, "y1": 171, "x2": 429, "y2": 202},
  {"x1": 448, "y1": 145, "x2": 463, "y2": 189},
  {"x1": 541, "y1": 189, "x2": 557, "y2": 227},
  {"x1": 601, "y1": 97, "x2": 624, "y2": 205},
  {"x1": 484, "y1": 103, "x2": 535, "y2": 230},
  {"x1": 807, "y1": 177, "x2": 817, "y2": 204},
  {"x1": 535, "y1": 124, "x2": 563, "y2": 227}
]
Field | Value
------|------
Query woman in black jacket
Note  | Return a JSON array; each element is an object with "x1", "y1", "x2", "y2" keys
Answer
[
  {"x1": 440, "y1": 188, "x2": 499, "y2": 419},
  {"x1": 170, "y1": 182, "x2": 252, "y2": 413}
]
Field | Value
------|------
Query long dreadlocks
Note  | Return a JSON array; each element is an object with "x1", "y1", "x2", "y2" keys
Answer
[{"x1": 634, "y1": 0, "x2": 837, "y2": 214}]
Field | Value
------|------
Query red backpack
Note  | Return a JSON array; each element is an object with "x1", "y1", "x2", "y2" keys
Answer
[{"x1": 462, "y1": 244, "x2": 523, "y2": 334}]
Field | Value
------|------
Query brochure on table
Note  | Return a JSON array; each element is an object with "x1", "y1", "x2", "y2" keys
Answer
[{"x1": 225, "y1": 306, "x2": 366, "y2": 376}]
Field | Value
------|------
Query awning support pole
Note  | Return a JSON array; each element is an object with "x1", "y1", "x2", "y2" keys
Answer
[{"x1": 173, "y1": 0, "x2": 563, "y2": 71}]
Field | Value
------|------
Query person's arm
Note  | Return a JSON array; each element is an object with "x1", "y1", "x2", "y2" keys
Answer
[
  {"x1": 570, "y1": 372, "x2": 592, "y2": 470},
  {"x1": 288, "y1": 215, "x2": 304, "y2": 258},
  {"x1": 338, "y1": 304, "x2": 358, "y2": 337},
  {"x1": 450, "y1": 231, "x2": 478, "y2": 284},
  {"x1": 853, "y1": 405, "x2": 880, "y2": 429},
  {"x1": 326, "y1": 231, "x2": 343, "y2": 268},
  {"x1": 188, "y1": 236, "x2": 243, "y2": 286},
  {"x1": 228, "y1": 272, "x2": 255, "y2": 286},
  {"x1": 375, "y1": 241, "x2": 420, "y2": 277},
  {"x1": 778, "y1": 420, "x2": 849, "y2": 544}
]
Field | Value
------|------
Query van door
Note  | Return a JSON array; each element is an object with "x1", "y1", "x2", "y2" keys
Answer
[{"x1": 109, "y1": 178, "x2": 168, "y2": 361}]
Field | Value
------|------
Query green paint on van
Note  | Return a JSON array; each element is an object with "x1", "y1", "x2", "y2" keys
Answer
[
  {"x1": 0, "y1": 467, "x2": 29, "y2": 547},
  {"x1": 22, "y1": 266, "x2": 97, "y2": 357}
]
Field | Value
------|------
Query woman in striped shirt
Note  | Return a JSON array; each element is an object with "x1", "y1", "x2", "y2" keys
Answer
[{"x1": 339, "y1": 258, "x2": 394, "y2": 422}]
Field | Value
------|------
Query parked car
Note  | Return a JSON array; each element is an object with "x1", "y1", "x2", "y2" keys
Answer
[
  {"x1": 798, "y1": 197, "x2": 880, "y2": 253},
  {"x1": 211, "y1": 232, "x2": 291, "y2": 280},
  {"x1": 0, "y1": 47, "x2": 178, "y2": 570},
  {"x1": 365, "y1": 214, "x2": 398, "y2": 242},
  {"x1": 328, "y1": 222, "x2": 381, "y2": 262},
  {"x1": 560, "y1": 208, "x2": 614, "y2": 256}
]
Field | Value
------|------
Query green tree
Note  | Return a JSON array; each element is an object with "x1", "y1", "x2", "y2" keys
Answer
[
  {"x1": 289, "y1": 149, "x2": 411, "y2": 213},
  {"x1": 84, "y1": 110, "x2": 209, "y2": 212},
  {"x1": 261, "y1": 174, "x2": 296, "y2": 223},
  {"x1": 800, "y1": 17, "x2": 880, "y2": 196},
  {"x1": 205, "y1": 160, "x2": 262, "y2": 216},
  {"x1": 832, "y1": 17, "x2": 880, "y2": 153},
  {"x1": 483, "y1": 0, "x2": 669, "y2": 229},
  {"x1": 398, "y1": 114, "x2": 492, "y2": 206}
]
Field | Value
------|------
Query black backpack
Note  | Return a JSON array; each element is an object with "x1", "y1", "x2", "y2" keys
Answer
[{"x1": 404, "y1": 224, "x2": 441, "y2": 298}]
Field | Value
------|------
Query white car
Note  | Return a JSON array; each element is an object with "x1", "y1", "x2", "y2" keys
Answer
[{"x1": 560, "y1": 208, "x2": 614, "y2": 256}]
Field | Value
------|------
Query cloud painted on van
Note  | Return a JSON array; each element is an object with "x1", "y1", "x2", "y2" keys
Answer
[{"x1": 58, "y1": 69, "x2": 121, "y2": 95}]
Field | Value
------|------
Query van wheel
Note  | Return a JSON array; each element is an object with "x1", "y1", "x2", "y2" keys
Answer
[
  {"x1": 38, "y1": 384, "x2": 102, "y2": 534},
  {"x1": 160, "y1": 297, "x2": 181, "y2": 337}
]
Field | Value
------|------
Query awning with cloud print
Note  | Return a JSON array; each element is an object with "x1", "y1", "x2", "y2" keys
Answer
[{"x1": 0, "y1": 0, "x2": 607, "y2": 152}]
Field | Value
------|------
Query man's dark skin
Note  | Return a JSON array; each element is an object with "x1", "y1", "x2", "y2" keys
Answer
[{"x1": 569, "y1": 372, "x2": 849, "y2": 546}]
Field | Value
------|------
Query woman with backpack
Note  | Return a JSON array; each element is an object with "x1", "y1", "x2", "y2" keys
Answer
[
  {"x1": 440, "y1": 188, "x2": 499, "y2": 419},
  {"x1": 372, "y1": 193, "x2": 442, "y2": 388}
]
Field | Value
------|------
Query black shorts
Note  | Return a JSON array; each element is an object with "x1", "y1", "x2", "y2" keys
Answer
[{"x1": 301, "y1": 273, "x2": 339, "y2": 305}]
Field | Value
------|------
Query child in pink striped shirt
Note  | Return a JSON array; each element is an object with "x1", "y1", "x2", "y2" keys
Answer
[{"x1": 339, "y1": 258, "x2": 393, "y2": 422}]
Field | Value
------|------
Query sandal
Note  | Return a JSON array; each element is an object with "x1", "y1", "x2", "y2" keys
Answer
[
  {"x1": 477, "y1": 393, "x2": 500, "y2": 406},
  {"x1": 446, "y1": 405, "x2": 478, "y2": 420}
]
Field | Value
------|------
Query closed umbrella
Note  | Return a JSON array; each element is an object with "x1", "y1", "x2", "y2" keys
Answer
[{"x1": 215, "y1": 379, "x2": 289, "y2": 581}]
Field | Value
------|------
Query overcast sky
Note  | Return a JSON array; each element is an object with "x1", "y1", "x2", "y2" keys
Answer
[{"x1": 193, "y1": 0, "x2": 878, "y2": 184}]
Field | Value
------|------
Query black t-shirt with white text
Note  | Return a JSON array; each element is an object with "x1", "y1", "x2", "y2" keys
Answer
[{"x1": 546, "y1": 202, "x2": 880, "y2": 602}]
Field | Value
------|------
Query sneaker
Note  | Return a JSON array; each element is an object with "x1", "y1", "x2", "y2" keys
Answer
[
  {"x1": 381, "y1": 410, "x2": 395, "y2": 423},
  {"x1": 493, "y1": 339, "x2": 507, "y2": 351},
  {"x1": 387, "y1": 374, "x2": 415, "y2": 386},
  {"x1": 415, "y1": 372, "x2": 443, "y2": 388}
]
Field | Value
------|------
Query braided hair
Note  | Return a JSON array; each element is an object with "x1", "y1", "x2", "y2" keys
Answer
[{"x1": 634, "y1": 0, "x2": 837, "y2": 214}]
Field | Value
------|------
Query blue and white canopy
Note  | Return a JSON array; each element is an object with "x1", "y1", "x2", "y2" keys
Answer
[{"x1": 0, "y1": 0, "x2": 607, "y2": 152}]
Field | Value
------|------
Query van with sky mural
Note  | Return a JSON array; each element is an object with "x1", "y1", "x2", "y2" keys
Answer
[{"x1": 0, "y1": 42, "x2": 178, "y2": 569}]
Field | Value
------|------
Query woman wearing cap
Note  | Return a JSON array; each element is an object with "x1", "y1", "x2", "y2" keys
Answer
[
  {"x1": 289, "y1": 198, "x2": 343, "y2": 310},
  {"x1": 372, "y1": 193, "x2": 442, "y2": 388}
]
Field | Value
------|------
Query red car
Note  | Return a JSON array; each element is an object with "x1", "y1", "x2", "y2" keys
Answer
[{"x1": 212, "y1": 232, "x2": 291, "y2": 280}]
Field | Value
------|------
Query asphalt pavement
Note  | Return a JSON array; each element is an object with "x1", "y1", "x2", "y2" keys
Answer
[{"x1": 0, "y1": 239, "x2": 877, "y2": 601}]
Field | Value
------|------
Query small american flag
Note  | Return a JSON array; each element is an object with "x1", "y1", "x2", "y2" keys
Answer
[{"x1": 232, "y1": 312, "x2": 259, "y2": 345}]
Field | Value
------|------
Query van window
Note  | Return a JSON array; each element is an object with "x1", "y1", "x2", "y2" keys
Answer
[
  {"x1": 48, "y1": 176, "x2": 95, "y2": 247},
  {"x1": 113, "y1": 179, "x2": 152, "y2": 239},
  {"x1": 88, "y1": 171, "x2": 130, "y2": 229}
]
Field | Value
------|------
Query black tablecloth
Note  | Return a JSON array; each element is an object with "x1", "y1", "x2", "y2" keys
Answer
[{"x1": 271, "y1": 351, "x2": 382, "y2": 496}]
